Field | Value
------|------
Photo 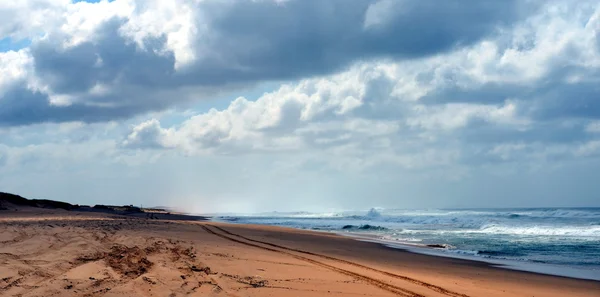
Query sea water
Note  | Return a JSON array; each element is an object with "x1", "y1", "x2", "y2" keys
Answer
[{"x1": 215, "y1": 208, "x2": 600, "y2": 280}]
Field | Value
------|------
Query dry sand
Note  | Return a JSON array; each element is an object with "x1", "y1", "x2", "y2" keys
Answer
[{"x1": 1, "y1": 207, "x2": 599, "y2": 297}]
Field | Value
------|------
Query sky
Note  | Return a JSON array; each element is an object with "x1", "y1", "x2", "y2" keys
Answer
[{"x1": 1, "y1": 0, "x2": 599, "y2": 213}]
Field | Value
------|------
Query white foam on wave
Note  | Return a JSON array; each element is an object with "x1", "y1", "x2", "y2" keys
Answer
[
  {"x1": 379, "y1": 235, "x2": 422, "y2": 242},
  {"x1": 223, "y1": 208, "x2": 600, "y2": 239},
  {"x1": 474, "y1": 225, "x2": 600, "y2": 237},
  {"x1": 394, "y1": 225, "x2": 600, "y2": 238},
  {"x1": 286, "y1": 212, "x2": 344, "y2": 218},
  {"x1": 233, "y1": 208, "x2": 600, "y2": 225}
]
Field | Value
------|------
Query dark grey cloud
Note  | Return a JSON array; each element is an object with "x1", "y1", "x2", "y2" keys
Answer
[
  {"x1": 32, "y1": 18, "x2": 176, "y2": 95},
  {"x1": 527, "y1": 79, "x2": 600, "y2": 121},
  {"x1": 0, "y1": 18, "x2": 179, "y2": 126},
  {"x1": 0, "y1": 86, "x2": 141, "y2": 126},
  {"x1": 417, "y1": 66, "x2": 600, "y2": 123},
  {"x1": 187, "y1": 0, "x2": 525, "y2": 83},
  {"x1": 0, "y1": 0, "x2": 529, "y2": 126},
  {"x1": 0, "y1": 20, "x2": 226, "y2": 126}
]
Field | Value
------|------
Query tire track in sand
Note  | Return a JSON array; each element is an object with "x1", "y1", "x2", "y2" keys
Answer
[
  {"x1": 201, "y1": 224, "x2": 423, "y2": 297},
  {"x1": 209, "y1": 225, "x2": 470, "y2": 297}
]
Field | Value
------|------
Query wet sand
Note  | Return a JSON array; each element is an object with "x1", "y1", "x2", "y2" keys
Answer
[{"x1": 1, "y1": 208, "x2": 599, "y2": 297}]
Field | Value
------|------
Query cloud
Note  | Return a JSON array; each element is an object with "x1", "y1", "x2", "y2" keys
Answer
[
  {"x1": 0, "y1": 49, "x2": 31, "y2": 92},
  {"x1": 576, "y1": 140, "x2": 600, "y2": 157},
  {"x1": 118, "y1": 63, "x2": 523, "y2": 172},
  {"x1": 190, "y1": 0, "x2": 526, "y2": 81},
  {"x1": 119, "y1": 1, "x2": 600, "y2": 174},
  {"x1": 0, "y1": 0, "x2": 69, "y2": 41},
  {"x1": 0, "y1": 18, "x2": 223, "y2": 126},
  {"x1": 0, "y1": 0, "x2": 530, "y2": 126},
  {"x1": 121, "y1": 119, "x2": 174, "y2": 149},
  {"x1": 1, "y1": 0, "x2": 600, "y2": 209},
  {"x1": 587, "y1": 121, "x2": 600, "y2": 133}
]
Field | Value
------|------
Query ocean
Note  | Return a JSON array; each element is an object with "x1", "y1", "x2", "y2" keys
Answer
[{"x1": 214, "y1": 208, "x2": 600, "y2": 281}]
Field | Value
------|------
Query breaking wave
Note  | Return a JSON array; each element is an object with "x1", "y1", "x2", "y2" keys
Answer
[{"x1": 473, "y1": 225, "x2": 600, "y2": 237}]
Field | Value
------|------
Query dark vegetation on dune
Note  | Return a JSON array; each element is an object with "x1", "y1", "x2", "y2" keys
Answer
[
  {"x1": 0, "y1": 191, "x2": 157, "y2": 213},
  {"x1": 0, "y1": 192, "x2": 77, "y2": 210},
  {"x1": 0, "y1": 191, "x2": 207, "y2": 221}
]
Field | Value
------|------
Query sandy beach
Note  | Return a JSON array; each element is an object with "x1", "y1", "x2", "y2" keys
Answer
[{"x1": 1, "y1": 206, "x2": 599, "y2": 297}]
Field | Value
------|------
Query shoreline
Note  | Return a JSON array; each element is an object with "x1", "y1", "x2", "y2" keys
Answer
[
  {"x1": 1, "y1": 210, "x2": 599, "y2": 296},
  {"x1": 205, "y1": 220, "x2": 600, "y2": 296},
  {"x1": 351, "y1": 235, "x2": 600, "y2": 282},
  {"x1": 213, "y1": 218, "x2": 600, "y2": 282}
]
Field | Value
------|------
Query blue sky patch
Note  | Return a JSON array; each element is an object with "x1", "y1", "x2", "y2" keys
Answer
[{"x1": 0, "y1": 37, "x2": 31, "y2": 52}]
